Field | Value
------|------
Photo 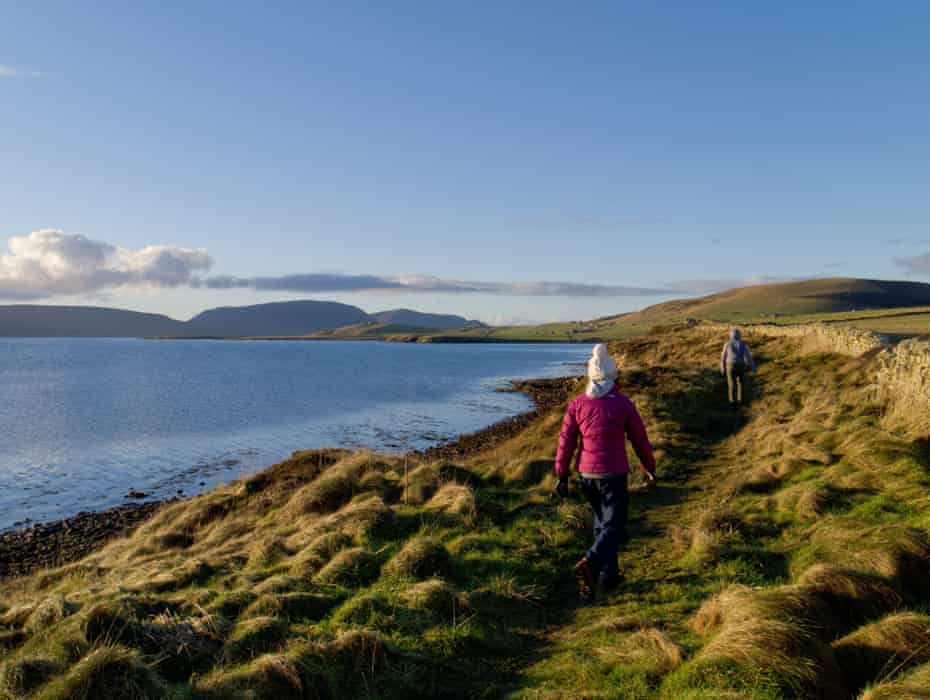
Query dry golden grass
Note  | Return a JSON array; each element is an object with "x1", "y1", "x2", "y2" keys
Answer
[
  {"x1": 383, "y1": 537, "x2": 452, "y2": 580},
  {"x1": 425, "y1": 483, "x2": 478, "y2": 527},
  {"x1": 696, "y1": 616, "x2": 846, "y2": 698},
  {"x1": 222, "y1": 615, "x2": 287, "y2": 663},
  {"x1": 323, "y1": 628, "x2": 390, "y2": 672},
  {"x1": 401, "y1": 463, "x2": 441, "y2": 504},
  {"x1": 0, "y1": 656, "x2": 62, "y2": 698},
  {"x1": 833, "y1": 613, "x2": 930, "y2": 691},
  {"x1": 859, "y1": 660, "x2": 930, "y2": 699},
  {"x1": 36, "y1": 645, "x2": 165, "y2": 700},
  {"x1": 594, "y1": 627, "x2": 684, "y2": 674},
  {"x1": 313, "y1": 547, "x2": 379, "y2": 587},
  {"x1": 399, "y1": 578, "x2": 468, "y2": 618}
]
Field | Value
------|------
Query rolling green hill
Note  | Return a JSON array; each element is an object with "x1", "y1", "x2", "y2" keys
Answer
[{"x1": 429, "y1": 278, "x2": 930, "y2": 342}]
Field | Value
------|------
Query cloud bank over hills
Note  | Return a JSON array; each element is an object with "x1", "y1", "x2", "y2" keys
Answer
[{"x1": 4, "y1": 230, "x2": 928, "y2": 306}]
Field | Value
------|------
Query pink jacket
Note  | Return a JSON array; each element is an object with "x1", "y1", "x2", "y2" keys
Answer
[{"x1": 555, "y1": 387, "x2": 655, "y2": 479}]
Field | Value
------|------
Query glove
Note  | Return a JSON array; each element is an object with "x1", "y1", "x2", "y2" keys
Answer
[{"x1": 556, "y1": 477, "x2": 569, "y2": 499}]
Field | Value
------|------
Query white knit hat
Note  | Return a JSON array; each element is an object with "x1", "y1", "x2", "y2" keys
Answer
[{"x1": 587, "y1": 343, "x2": 618, "y2": 381}]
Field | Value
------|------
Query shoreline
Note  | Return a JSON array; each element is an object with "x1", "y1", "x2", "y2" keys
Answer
[{"x1": 0, "y1": 376, "x2": 577, "y2": 579}]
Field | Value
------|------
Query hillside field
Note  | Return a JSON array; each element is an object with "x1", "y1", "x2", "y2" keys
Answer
[{"x1": 417, "y1": 279, "x2": 930, "y2": 342}]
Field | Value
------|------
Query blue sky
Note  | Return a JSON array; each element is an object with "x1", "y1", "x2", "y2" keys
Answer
[{"x1": 2, "y1": 1, "x2": 929, "y2": 323}]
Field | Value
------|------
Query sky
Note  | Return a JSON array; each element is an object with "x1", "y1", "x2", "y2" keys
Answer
[{"x1": 2, "y1": 1, "x2": 930, "y2": 324}]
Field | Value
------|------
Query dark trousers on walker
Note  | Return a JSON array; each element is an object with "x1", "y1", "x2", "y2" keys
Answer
[{"x1": 579, "y1": 474, "x2": 629, "y2": 586}]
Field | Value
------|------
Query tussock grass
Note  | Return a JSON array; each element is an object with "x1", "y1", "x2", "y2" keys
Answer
[
  {"x1": 774, "y1": 482, "x2": 841, "y2": 519},
  {"x1": 594, "y1": 627, "x2": 684, "y2": 674},
  {"x1": 383, "y1": 537, "x2": 452, "y2": 580},
  {"x1": 288, "y1": 531, "x2": 352, "y2": 579},
  {"x1": 222, "y1": 615, "x2": 287, "y2": 663},
  {"x1": 859, "y1": 660, "x2": 930, "y2": 699},
  {"x1": 253, "y1": 575, "x2": 303, "y2": 595},
  {"x1": 196, "y1": 651, "x2": 331, "y2": 700},
  {"x1": 208, "y1": 590, "x2": 257, "y2": 620},
  {"x1": 313, "y1": 547, "x2": 380, "y2": 587},
  {"x1": 37, "y1": 645, "x2": 165, "y2": 700},
  {"x1": 0, "y1": 604, "x2": 36, "y2": 630},
  {"x1": 400, "y1": 579, "x2": 469, "y2": 618},
  {"x1": 244, "y1": 592, "x2": 335, "y2": 622},
  {"x1": 833, "y1": 612, "x2": 930, "y2": 691},
  {"x1": 314, "y1": 493, "x2": 394, "y2": 540},
  {"x1": 401, "y1": 463, "x2": 441, "y2": 504},
  {"x1": 797, "y1": 564, "x2": 903, "y2": 630},
  {"x1": 24, "y1": 593, "x2": 75, "y2": 632},
  {"x1": 0, "y1": 656, "x2": 62, "y2": 698},
  {"x1": 246, "y1": 536, "x2": 292, "y2": 569},
  {"x1": 425, "y1": 483, "x2": 478, "y2": 527},
  {"x1": 671, "y1": 617, "x2": 846, "y2": 698},
  {"x1": 284, "y1": 455, "x2": 368, "y2": 515},
  {"x1": 793, "y1": 527, "x2": 930, "y2": 597},
  {"x1": 323, "y1": 628, "x2": 390, "y2": 672}
]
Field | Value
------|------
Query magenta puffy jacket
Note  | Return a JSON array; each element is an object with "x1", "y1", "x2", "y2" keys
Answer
[{"x1": 555, "y1": 387, "x2": 656, "y2": 479}]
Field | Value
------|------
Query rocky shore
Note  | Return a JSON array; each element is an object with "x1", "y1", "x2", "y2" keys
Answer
[
  {"x1": 419, "y1": 376, "x2": 577, "y2": 461},
  {"x1": 0, "y1": 501, "x2": 170, "y2": 579},
  {"x1": 0, "y1": 376, "x2": 578, "y2": 579}
]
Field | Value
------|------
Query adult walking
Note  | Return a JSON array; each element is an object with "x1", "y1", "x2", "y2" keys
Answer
[
  {"x1": 555, "y1": 343, "x2": 656, "y2": 600},
  {"x1": 720, "y1": 329, "x2": 756, "y2": 405}
]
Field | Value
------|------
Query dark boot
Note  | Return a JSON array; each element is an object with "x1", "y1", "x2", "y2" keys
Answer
[
  {"x1": 573, "y1": 557, "x2": 596, "y2": 601},
  {"x1": 599, "y1": 571, "x2": 625, "y2": 595}
]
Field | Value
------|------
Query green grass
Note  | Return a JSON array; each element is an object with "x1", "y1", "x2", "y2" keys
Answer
[{"x1": 2, "y1": 326, "x2": 930, "y2": 698}]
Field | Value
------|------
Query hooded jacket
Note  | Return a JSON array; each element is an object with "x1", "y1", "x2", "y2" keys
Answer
[
  {"x1": 555, "y1": 384, "x2": 656, "y2": 479},
  {"x1": 721, "y1": 329, "x2": 755, "y2": 373}
]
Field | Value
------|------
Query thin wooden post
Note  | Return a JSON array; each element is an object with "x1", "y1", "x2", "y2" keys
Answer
[{"x1": 404, "y1": 454, "x2": 409, "y2": 505}]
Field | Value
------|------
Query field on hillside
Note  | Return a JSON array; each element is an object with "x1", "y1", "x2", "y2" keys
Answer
[
  {"x1": 423, "y1": 279, "x2": 930, "y2": 342},
  {"x1": 2, "y1": 327, "x2": 930, "y2": 699}
]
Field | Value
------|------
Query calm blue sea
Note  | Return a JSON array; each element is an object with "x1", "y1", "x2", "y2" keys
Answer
[{"x1": 0, "y1": 339, "x2": 587, "y2": 529}]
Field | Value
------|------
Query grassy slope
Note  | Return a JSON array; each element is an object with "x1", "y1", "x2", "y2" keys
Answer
[
  {"x1": 427, "y1": 278, "x2": 930, "y2": 342},
  {"x1": 308, "y1": 323, "x2": 445, "y2": 338},
  {"x1": 2, "y1": 328, "x2": 930, "y2": 699}
]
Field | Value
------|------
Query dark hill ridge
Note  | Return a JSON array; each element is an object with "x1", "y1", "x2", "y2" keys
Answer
[
  {"x1": 371, "y1": 308, "x2": 485, "y2": 329},
  {"x1": 0, "y1": 301, "x2": 478, "y2": 338},
  {"x1": 0, "y1": 306, "x2": 187, "y2": 338},
  {"x1": 186, "y1": 300, "x2": 370, "y2": 337}
]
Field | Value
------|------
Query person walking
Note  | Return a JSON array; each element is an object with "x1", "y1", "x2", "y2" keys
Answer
[
  {"x1": 720, "y1": 329, "x2": 756, "y2": 405},
  {"x1": 555, "y1": 343, "x2": 657, "y2": 600}
]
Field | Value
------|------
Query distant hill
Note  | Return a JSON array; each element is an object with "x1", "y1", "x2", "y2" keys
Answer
[
  {"x1": 0, "y1": 301, "x2": 485, "y2": 338},
  {"x1": 185, "y1": 300, "x2": 370, "y2": 337},
  {"x1": 629, "y1": 278, "x2": 930, "y2": 321},
  {"x1": 431, "y1": 278, "x2": 930, "y2": 342},
  {"x1": 0, "y1": 306, "x2": 187, "y2": 337},
  {"x1": 371, "y1": 309, "x2": 484, "y2": 329}
]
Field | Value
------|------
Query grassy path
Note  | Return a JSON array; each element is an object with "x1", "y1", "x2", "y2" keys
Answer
[{"x1": 504, "y1": 332, "x2": 762, "y2": 698}]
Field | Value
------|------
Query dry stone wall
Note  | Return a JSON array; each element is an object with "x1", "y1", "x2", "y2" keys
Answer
[
  {"x1": 699, "y1": 321, "x2": 929, "y2": 436},
  {"x1": 699, "y1": 321, "x2": 886, "y2": 356}
]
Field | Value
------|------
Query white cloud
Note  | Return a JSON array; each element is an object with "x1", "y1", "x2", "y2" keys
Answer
[
  {"x1": 0, "y1": 229, "x2": 213, "y2": 299},
  {"x1": 0, "y1": 64, "x2": 44, "y2": 79},
  {"x1": 663, "y1": 276, "x2": 809, "y2": 295},
  {"x1": 894, "y1": 253, "x2": 930, "y2": 275},
  {"x1": 203, "y1": 272, "x2": 670, "y2": 297}
]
